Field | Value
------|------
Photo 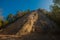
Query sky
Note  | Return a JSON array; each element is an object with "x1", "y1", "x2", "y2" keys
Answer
[{"x1": 0, "y1": 0, "x2": 53, "y2": 18}]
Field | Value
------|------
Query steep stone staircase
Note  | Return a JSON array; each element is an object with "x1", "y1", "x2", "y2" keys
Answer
[{"x1": 0, "y1": 10, "x2": 59, "y2": 40}]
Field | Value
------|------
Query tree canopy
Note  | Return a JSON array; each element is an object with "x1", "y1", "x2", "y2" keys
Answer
[{"x1": 53, "y1": 0, "x2": 60, "y2": 7}]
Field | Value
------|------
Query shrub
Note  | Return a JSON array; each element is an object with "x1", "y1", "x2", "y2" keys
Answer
[{"x1": 0, "y1": 20, "x2": 3, "y2": 29}]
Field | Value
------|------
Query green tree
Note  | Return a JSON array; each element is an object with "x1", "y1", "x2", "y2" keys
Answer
[
  {"x1": 0, "y1": 20, "x2": 3, "y2": 29},
  {"x1": 51, "y1": 5, "x2": 60, "y2": 18},
  {"x1": 16, "y1": 11, "x2": 22, "y2": 18},
  {"x1": 7, "y1": 13, "x2": 15, "y2": 23},
  {"x1": 3, "y1": 20, "x2": 9, "y2": 26},
  {"x1": 50, "y1": 0, "x2": 60, "y2": 25},
  {"x1": 53, "y1": 0, "x2": 60, "y2": 6},
  {"x1": 27, "y1": 9, "x2": 30, "y2": 13}
]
